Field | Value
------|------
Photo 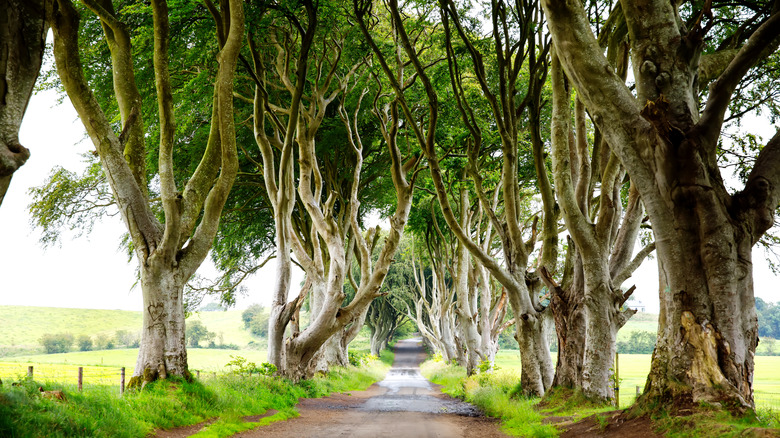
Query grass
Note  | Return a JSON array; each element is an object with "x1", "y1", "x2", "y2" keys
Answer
[
  {"x1": 421, "y1": 359, "x2": 559, "y2": 437},
  {"x1": 424, "y1": 355, "x2": 780, "y2": 437},
  {"x1": 0, "y1": 351, "x2": 391, "y2": 438},
  {"x1": 0, "y1": 306, "x2": 262, "y2": 356},
  {"x1": 0, "y1": 349, "x2": 271, "y2": 375},
  {"x1": 494, "y1": 351, "x2": 780, "y2": 411},
  {"x1": 0, "y1": 306, "x2": 143, "y2": 352}
]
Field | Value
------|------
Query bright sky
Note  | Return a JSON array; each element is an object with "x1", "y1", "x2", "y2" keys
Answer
[
  {"x1": 0, "y1": 88, "x2": 297, "y2": 311},
  {"x1": 0, "y1": 78, "x2": 776, "y2": 314}
]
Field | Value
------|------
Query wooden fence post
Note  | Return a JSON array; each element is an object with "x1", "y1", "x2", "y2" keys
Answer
[
  {"x1": 78, "y1": 367, "x2": 83, "y2": 392},
  {"x1": 614, "y1": 352, "x2": 620, "y2": 409},
  {"x1": 120, "y1": 367, "x2": 125, "y2": 396},
  {"x1": 27, "y1": 366, "x2": 33, "y2": 379}
]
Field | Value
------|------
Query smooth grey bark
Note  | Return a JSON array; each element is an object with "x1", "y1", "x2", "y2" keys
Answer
[
  {"x1": 543, "y1": 53, "x2": 655, "y2": 402},
  {"x1": 252, "y1": 8, "x2": 417, "y2": 378},
  {"x1": 0, "y1": 0, "x2": 51, "y2": 207},
  {"x1": 49, "y1": 0, "x2": 243, "y2": 386},
  {"x1": 542, "y1": 0, "x2": 780, "y2": 409}
]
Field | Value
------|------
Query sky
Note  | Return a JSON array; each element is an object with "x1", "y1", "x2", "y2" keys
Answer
[
  {"x1": 0, "y1": 74, "x2": 777, "y2": 314},
  {"x1": 0, "y1": 87, "x2": 300, "y2": 312}
]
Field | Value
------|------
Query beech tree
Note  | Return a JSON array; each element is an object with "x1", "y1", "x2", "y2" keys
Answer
[
  {"x1": 544, "y1": 57, "x2": 656, "y2": 400},
  {"x1": 434, "y1": 0, "x2": 559, "y2": 387},
  {"x1": 249, "y1": 0, "x2": 419, "y2": 379},
  {"x1": 0, "y1": 0, "x2": 51, "y2": 207},
  {"x1": 47, "y1": 0, "x2": 244, "y2": 386},
  {"x1": 542, "y1": 0, "x2": 780, "y2": 409},
  {"x1": 403, "y1": 182, "x2": 512, "y2": 372}
]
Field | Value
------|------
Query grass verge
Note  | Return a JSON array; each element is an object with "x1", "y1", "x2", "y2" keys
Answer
[
  {"x1": 0, "y1": 353, "x2": 391, "y2": 438},
  {"x1": 421, "y1": 358, "x2": 780, "y2": 437},
  {"x1": 420, "y1": 359, "x2": 560, "y2": 437},
  {"x1": 630, "y1": 401, "x2": 780, "y2": 437}
]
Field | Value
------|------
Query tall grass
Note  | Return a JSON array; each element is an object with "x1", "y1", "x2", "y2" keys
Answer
[
  {"x1": 420, "y1": 360, "x2": 559, "y2": 437},
  {"x1": 0, "y1": 355, "x2": 391, "y2": 438}
]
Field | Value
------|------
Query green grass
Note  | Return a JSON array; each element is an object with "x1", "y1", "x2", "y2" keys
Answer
[
  {"x1": 0, "y1": 306, "x2": 142, "y2": 351},
  {"x1": 426, "y1": 353, "x2": 780, "y2": 437},
  {"x1": 0, "y1": 349, "x2": 271, "y2": 375},
  {"x1": 0, "y1": 306, "x2": 262, "y2": 357},
  {"x1": 0, "y1": 354, "x2": 391, "y2": 438},
  {"x1": 421, "y1": 360, "x2": 559, "y2": 437},
  {"x1": 616, "y1": 312, "x2": 660, "y2": 341},
  {"x1": 494, "y1": 352, "x2": 780, "y2": 410}
]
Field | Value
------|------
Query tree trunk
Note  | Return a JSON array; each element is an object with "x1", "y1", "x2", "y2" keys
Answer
[
  {"x1": 549, "y1": 273, "x2": 586, "y2": 388},
  {"x1": 642, "y1": 185, "x2": 758, "y2": 408},
  {"x1": 129, "y1": 261, "x2": 189, "y2": 388},
  {"x1": 542, "y1": 0, "x2": 780, "y2": 410},
  {"x1": 515, "y1": 314, "x2": 555, "y2": 396},
  {"x1": 0, "y1": 0, "x2": 50, "y2": 206}
]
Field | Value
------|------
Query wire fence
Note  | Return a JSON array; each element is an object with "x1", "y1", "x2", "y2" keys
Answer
[
  {"x1": 0, "y1": 362, "x2": 227, "y2": 396},
  {"x1": 0, "y1": 363, "x2": 127, "y2": 394},
  {"x1": 3, "y1": 359, "x2": 780, "y2": 411},
  {"x1": 612, "y1": 353, "x2": 780, "y2": 411}
]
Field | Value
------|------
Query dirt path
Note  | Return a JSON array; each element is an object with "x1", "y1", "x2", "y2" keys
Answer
[{"x1": 235, "y1": 338, "x2": 508, "y2": 438}]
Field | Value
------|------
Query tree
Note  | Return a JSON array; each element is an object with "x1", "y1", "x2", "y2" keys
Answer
[
  {"x1": 246, "y1": 0, "x2": 419, "y2": 380},
  {"x1": 541, "y1": 49, "x2": 657, "y2": 401},
  {"x1": 542, "y1": 0, "x2": 780, "y2": 410},
  {"x1": 47, "y1": 0, "x2": 244, "y2": 387},
  {"x1": 0, "y1": 0, "x2": 51, "y2": 207},
  {"x1": 617, "y1": 331, "x2": 656, "y2": 354},
  {"x1": 77, "y1": 335, "x2": 93, "y2": 352},
  {"x1": 357, "y1": 0, "x2": 557, "y2": 394},
  {"x1": 185, "y1": 320, "x2": 215, "y2": 348},
  {"x1": 242, "y1": 304, "x2": 265, "y2": 329},
  {"x1": 40, "y1": 333, "x2": 74, "y2": 354}
]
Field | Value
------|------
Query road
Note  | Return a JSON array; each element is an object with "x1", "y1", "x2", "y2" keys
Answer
[{"x1": 236, "y1": 338, "x2": 508, "y2": 438}]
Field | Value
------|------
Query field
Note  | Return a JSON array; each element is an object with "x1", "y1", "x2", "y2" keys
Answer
[
  {"x1": 0, "y1": 305, "x2": 261, "y2": 355},
  {"x1": 494, "y1": 351, "x2": 780, "y2": 410},
  {"x1": 0, "y1": 349, "x2": 271, "y2": 392}
]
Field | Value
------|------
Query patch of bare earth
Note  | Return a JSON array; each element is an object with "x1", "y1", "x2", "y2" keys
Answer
[{"x1": 557, "y1": 411, "x2": 661, "y2": 438}]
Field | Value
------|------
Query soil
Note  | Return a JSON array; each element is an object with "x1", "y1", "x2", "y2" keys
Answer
[
  {"x1": 235, "y1": 338, "x2": 508, "y2": 438},
  {"x1": 557, "y1": 410, "x2": 662, "y2": 438}
]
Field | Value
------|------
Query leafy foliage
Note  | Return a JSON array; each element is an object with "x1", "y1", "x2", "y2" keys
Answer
[
  {"x1": 185, "y1": 320, "x2": 215, "y2": 348},
  {"x1": 757, "y1": 298, "x2": 780, "y2": 340},
  {"x1": 76, "y1": 335, "x2": 92, "y2": 352},
  {"x1": 28, "y1": 158, "x2": 116, "y2": 247},
  {"x1": 617, "y1": 331, "x2": 657, "y2": 355},
  {"x1": 39, "y1": 333, "x2": 74, "y2": 354},
  {"x1": 241, "y1": 305, "x2": 269, "y2": 338}
]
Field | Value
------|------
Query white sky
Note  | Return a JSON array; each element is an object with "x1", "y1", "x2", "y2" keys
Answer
[
  {"x1": 0, "y1": 83, "x2": 777, "y2": 314},
  {"x1": 0, "y1": 88, "x2": 296, "y2": 311}
]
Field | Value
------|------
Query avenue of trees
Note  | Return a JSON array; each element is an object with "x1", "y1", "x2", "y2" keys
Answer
[{"x1": 2, "y1": 0, "x2": 778, "y2": 417}]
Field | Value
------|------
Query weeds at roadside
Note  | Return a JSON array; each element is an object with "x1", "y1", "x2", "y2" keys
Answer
[
  {"x1": 420, "y1": 360, "x2": 558, "y2": 437},
  {"x1": 0, "y1": 351, "x2": 391, "y2": 438}
]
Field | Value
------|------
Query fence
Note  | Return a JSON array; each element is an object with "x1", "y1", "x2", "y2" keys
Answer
[
  {"x1": 0, "y1": 363, "x2": 127, "y2": 394},
  {"x1": 612, "y1": 352, "x2": 780, "y2": 411},
  {"x1": 0, "y1": 363, "x2": 225, "y2": 395}
]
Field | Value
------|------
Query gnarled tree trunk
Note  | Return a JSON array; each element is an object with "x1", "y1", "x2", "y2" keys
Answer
[
  {"x1": 542, "y1": 0, "x2": 780, "y2": 409},
  {"x1": 50, "y1": 0, "x2": 243, "y2": 387},
  {"x1": 0, "y1": 0, "x2": 51, "y2": 206}
]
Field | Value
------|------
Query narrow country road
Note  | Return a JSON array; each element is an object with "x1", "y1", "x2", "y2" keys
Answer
[{"x1": 236, "y1": 338, "x2": 509, "y2": 438}]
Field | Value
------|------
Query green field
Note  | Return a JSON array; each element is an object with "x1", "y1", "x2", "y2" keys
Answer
[
  {"x1": 495, "y1": 351, "x2": 780, "y2": 410},
  {"x1": 0, "y1": 348, "x2": 269, "y2": 374},
  {"x1": 0, "y1": 305, "x2": 262, "y2": 355}
]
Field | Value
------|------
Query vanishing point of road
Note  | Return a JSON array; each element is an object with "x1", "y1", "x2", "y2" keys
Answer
[{"x1": 237, "y1": 338, "x2": 508, "y2": 438}]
